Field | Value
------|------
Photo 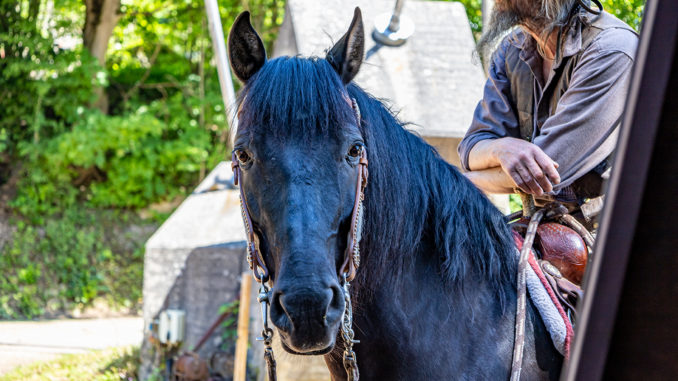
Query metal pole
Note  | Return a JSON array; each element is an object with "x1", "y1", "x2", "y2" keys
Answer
[
  {"x1": 204, "y1": 0, "x2": 238, "y2": 127},
  {"x1": 233, "y1": 273, "x2": 252, "y2": 381},
  {"x1": 388, "y1": 0, "x2": 406, "y2": 32},
  {"x1": 372, "y1": 0, "x2": 415, "y2": 46},
  {"x1": 482, "y1": 0, "x2": 495, "y2": 32}
]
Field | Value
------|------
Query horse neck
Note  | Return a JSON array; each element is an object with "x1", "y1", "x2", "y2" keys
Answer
[
  {"x1": 323, "y1": 97, "x2": 559, "y2": 378},
  {"x1": 355, "y1": 123, "x2": 517, "y2": 301},
  {"x1": 323, "y1": 238, "x2": 519, "y2": 380}
]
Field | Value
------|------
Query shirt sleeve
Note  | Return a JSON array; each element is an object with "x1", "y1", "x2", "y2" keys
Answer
[
  {"x1": 458, "y1": 38, "x2": 522, "y2": 171},
  {"x1": 534, "y1": 35, "x2": 636, "y2": 191}
]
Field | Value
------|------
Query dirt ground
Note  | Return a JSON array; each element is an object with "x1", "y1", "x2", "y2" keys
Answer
[{"x1": 0, "y1": 317, "x2": 143, "y2": 375}]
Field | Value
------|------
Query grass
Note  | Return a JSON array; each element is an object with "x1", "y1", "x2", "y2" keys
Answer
[{"x1": 0, "y1": 346, "x2": 139, "y2": 381}]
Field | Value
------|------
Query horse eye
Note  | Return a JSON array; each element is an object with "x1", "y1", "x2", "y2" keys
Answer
[
  {"x1": 348, "y1": 144, "x2": 363, "y2": 158},
  {"x1": 236, "y1": 149, "x2": 251, "y2": 164}
]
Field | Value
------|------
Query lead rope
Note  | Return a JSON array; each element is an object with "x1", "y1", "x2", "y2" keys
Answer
[{"x1": 510, "y1": 207, "x2": 544, "y2": 381}]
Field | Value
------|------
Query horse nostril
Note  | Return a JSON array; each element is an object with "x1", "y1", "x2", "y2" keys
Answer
[
  {"x1": 329, "y1": 284, "x2": 344, "y2": 314},
  {"x1": 270, "y1": 285, "x2": 344, "y2": 332},
  {"x1": 270, "y1": 289, "x2": 292, "y2": 332}
]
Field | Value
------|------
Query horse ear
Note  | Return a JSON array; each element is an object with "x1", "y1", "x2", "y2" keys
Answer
[
  {"x1": 228, "y1": 11, "x2": 267, "y2": 83},
  {"x1": 326, "y1": 7, "x2": 364, "y2": 85}
]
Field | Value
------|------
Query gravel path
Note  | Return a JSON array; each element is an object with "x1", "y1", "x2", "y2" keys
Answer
[{"x1": 0, "y1": 317, "x2": 143, "y2": 375}]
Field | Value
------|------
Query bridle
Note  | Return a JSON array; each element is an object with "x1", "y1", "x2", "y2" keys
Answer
[{"x1": 231, "y1": 97, "x2": 368, "y2": 381}]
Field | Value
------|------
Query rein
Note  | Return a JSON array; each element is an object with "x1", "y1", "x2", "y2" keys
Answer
[{"x1": 231, "y1": 97, "x2": 367, "y2": 381}]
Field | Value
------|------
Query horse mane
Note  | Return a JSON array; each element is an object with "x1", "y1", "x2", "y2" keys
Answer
[
  {"x1": 346, "y1": 85, "x2": 517, "y2": 304},
  {"x1": 235, "y1": 56, "x2": 517, "y2": 304}
]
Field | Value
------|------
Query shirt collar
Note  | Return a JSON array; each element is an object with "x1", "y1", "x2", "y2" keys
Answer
[{"x1": 558, "y1": 19, "x2": 583, "y2": 63}]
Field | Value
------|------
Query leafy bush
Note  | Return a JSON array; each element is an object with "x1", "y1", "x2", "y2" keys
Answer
[
  {"x1": 0, "y1": 0, "x2": 286, "y2": 318},
  {"x1": 0, "y1": 208, "x2": 153, "y2": 319},
  {"x1": 13, "y1": 103, "x2": 213, "y2": 218},
  {"x1": 0, "y1": 0, "x2": 101, "y2": 156},
  {"x1": 218, "y1": 300, "x2": 240, "y2": 349},
  {"x1": 602, "y1": 0, "x2": 645, "y2": 30}
]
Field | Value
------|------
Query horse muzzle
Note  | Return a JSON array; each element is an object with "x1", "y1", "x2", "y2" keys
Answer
[{"x1": 269, "y1": 282, "x2": 344, "y2": 354}]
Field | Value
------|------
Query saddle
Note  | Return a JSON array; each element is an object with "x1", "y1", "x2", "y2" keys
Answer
[{"x1": 510, "y1": 203, "x2": 592, "y2": 323}]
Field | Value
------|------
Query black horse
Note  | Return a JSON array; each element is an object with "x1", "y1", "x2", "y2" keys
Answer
[{"x1": 228, "y1": 8, "x2": 562, "y2": 381}]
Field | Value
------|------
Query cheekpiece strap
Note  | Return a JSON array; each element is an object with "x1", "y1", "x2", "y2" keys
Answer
[
  {"x1": 232, "y1": 151, "x2": 270, "y2": 283},
  {"x1": 340, "y1": 148, "x2": 368, "y2": 282}
]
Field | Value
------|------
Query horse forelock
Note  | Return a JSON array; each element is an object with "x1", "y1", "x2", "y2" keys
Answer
[{"x1": 234, "y1": 56, "x2": 357, "y2": 143}]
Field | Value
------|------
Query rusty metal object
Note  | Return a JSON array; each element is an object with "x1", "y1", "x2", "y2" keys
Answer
[
  {"x1": 535, "y1": 222, "x2": 588, "y2": 284},
  {"x1": 173, "y1": 352, "x2": 209, "y2": 381}
]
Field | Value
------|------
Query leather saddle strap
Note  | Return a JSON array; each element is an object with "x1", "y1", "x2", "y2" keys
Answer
[{"x1": 539, "y1": 261, "x2": 581, "y2": 321}]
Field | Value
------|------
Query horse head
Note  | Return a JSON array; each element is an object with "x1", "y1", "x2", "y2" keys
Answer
[{"x1": 228, "y1": 8, "x2": 365, "y2": 355}]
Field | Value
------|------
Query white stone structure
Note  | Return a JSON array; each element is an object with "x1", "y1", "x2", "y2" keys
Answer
[{"x1": 274, "y1": 0, "x2": 486, "y2": 166}]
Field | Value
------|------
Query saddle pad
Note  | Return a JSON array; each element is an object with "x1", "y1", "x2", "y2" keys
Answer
[{"x1": 514, "y1": 233, "x2": 574, "y2": 359}]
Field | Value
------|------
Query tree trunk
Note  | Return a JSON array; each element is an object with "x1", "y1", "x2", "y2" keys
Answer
[{"x1": 83, "y1": 0, "x2": 122, "y2": 113}]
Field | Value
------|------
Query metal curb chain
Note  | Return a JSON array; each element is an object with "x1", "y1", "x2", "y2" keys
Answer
[{"x1": 256, "y1": 284, "x2": 277, "y2": 381}]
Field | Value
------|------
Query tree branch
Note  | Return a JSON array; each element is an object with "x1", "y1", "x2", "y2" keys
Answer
[{"x1": 121, "y1": 42, "x2": 162, "y2": 103}]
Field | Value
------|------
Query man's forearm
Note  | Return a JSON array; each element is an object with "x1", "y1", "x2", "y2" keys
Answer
[
  {"x1": 465, "y1": 136, "x2": 560, "y2": 195},
  {"x1": 466, "y1": 139, "x2": 502, "y2": 171},
  {"x1": 464, "y1": 167, "x2": 517, "y2": 194}
]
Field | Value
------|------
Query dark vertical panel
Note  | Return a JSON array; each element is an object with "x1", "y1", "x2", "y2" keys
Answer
[
  {"x1": 602, "y1": 44, "x2": 678, "y2": 381},
  {"x1": 562, "y1": 0, "x2": 678, "y2": 379}
]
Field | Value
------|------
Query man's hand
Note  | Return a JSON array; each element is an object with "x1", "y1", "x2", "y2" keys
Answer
[{"x1": 467, "y1": 137, "x2": 561, "y2": 195}]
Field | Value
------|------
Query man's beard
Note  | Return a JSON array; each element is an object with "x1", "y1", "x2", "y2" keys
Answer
[{"x1": 475, "y1": 5, "x2": 523, "y2": 63}]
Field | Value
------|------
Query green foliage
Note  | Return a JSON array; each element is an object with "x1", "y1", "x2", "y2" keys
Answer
[
  {"x1": 0, "y1": 1, "x2": 100, "y2": 155},
  {"x1": 602, "y1": 0, "x2": 645, "y2": 31},
  {"x1": 218, "y1": 300, "x2": 240, "y2": 349},
  {"x1": 439, "y1": 0, "x2": 645, "y2": 36},
  {"x1": 13, "y1": 104, "x2": 213, "y2": 217},
  {"x1": 4, "y1": 0, "x2": 286, "y2": 220},
  {"x1": 443, "y1": 0, "x2": 483, "y2": 35},
  {"x1": 0, "y1": 0, "x2": 284, "y2": 318},
  {"x1": 509, "y1": 193, "x2": 523, "y2": 214},
  {"x1": 0, "y1": 346, "x2": 139, "y2": 381},
  {"x1": 0, "y1": 208, "x2": 152, "y2": 319}
]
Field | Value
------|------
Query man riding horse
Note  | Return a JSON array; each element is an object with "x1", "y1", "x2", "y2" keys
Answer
[{"x1": 459, "y1": 0, "x2": 638, "y2": 224}]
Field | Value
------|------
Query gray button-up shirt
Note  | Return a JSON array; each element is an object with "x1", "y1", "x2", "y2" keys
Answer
[{"x1": 458, "y1": 12, "x2": 638, "y2": 198}]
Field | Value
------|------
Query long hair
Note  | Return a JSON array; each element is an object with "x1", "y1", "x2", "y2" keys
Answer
[
  {"x1": 345, "y1": 81, "x2": 517, "y2": 307},
  {"x1": 536, "y1": 0, "x2": 584, "y2": 56},
  {"x1": 477, "y1": 0, "x2": 590, "y2": 61}
]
